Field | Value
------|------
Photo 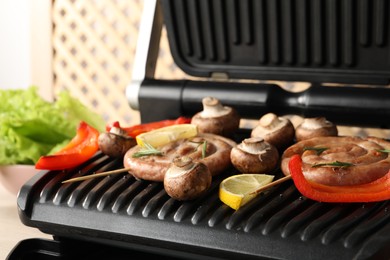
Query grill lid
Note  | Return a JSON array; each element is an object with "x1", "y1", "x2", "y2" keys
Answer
[
  {"x1": 162, "y1": 0, "x2": 390, "y2": 85},
  {"x1": 131, "y1": 0, "x2": 390, "y2": 126}
]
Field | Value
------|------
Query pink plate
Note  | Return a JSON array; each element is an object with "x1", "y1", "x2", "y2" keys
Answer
[{"x1": 0, "y1": 165, "x2": 39, "y2": 196}]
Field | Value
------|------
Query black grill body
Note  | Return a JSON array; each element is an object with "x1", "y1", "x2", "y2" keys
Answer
[{"x1": 14, "y1": 150, "x2": 390, "y2": 259}]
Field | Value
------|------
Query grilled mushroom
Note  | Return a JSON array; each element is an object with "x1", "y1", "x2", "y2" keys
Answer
[
  {"x1": 250, "y1": 113, "x2": 295, "y2": 150},
  {"x1": 191, "y1": 96, "x2": 240, "y2": 137},
  {"x1": 295, "y1": 117, "x2": 338, "y2": 142},
  {"x1": 230, "y1": 137, "x2": 279, "y2": 174},
  {"x1": 164, "y1": 156, "x2": 212, "y2": 201},
  {"x1": 98, "y1": 127, "x2": 136, "y2": 158}
]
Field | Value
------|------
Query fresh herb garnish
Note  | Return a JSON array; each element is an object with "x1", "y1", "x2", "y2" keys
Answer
[
  {"x1": 312, "y1": 161, "x2": 354, "y2": 168},
  {"x1": 303, "y1": 146, "x2": 328, "y2": 155},
  {"x1": 202, "y1": 140, "x2": 207, "y2": 159},
  {"x1": 190, "y1": 140, "x2": 208, "y2": 158},
  {"x1": 132, "y1": 143, "x2": 162, "y2": 158},
  {"x1": 376, "y1": 149, "x2": 390, "y2": 153}
]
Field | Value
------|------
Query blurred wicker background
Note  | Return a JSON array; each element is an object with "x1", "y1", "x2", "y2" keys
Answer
[{"x1": 52, "y1": 0, "x2": 389, "y2": 138}]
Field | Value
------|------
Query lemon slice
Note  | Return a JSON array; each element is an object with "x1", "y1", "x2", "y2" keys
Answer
[
  {"x1": 136, "y1": 124, "x2": 198, "y2": 148},
  {"x1": 219, "y1": 174, "x2": 274, "y2": 210}
]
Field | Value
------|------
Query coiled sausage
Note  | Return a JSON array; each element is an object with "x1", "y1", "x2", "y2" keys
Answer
[
  {"x1": 281, "y1": 136, "x2": 390, "y2": 186},
  {"x1": 123, "y1": 133, "x2": 236, "y2": 182}
]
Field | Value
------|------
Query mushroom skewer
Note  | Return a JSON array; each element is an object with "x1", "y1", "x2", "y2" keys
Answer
[
  {"x1": 164, "y1": 156, "x2": 212, "y2": 201},
  {"x1": 230, "y1": 137, "x2": 279, "y2": 174},
  {"x1": 249, "y1": 175, "x2": 292, "y2": 195},
  {"x1": 191, "y1": 96, "x2": 240, "y2": 137},
  {"x1": 62, "y1": 156, "x2": 213, "y2": 202},
  {"x1": 62, "y1": 167, "x2": 132, "y2": 183},
  {"x1": 251, "y1": 113, "x2": 295, "y2": 151},
  {"x1": 295, "y1": 117, "x2": 338, "y2": 142},
  {"x1": 63, "y1": 165, "x2": 293, "y2": 199},
  {"x1": 98, "y1": 126, "x2": 136, "y2": 158}
]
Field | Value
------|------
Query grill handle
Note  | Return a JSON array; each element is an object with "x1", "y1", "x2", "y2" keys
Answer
[{"x1": 137, "y1": 79, "x2": 390, "y2": 128}]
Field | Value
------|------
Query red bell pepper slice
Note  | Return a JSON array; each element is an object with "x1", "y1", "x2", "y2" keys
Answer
[
  {"x1": 105, "y1": 121, "x2": 121, "y2": 132},
  {"x1": 35, "y1": 121, "x2": 100, "y2": 170},
  {"x1": 288, "y1": 154, "x2": 390, "y2": 203},
  {"x1": 106, "y1": 116, "x2": 191, "y2": 138}
]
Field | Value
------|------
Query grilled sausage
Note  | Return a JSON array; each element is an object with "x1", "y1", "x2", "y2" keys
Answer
[
  {"x1": 123, "y1": 133, "x2": 236, "y2": 182},
  {"x1": 281, "y1": 136, "x2": 390, "y2": 186}
]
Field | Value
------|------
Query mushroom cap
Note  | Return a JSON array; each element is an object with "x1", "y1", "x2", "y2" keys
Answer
[
  {"x1": 98, "y1": 129, "x2": 136, "y2": 158},
  {"x1": 192, "y1": 111, "x2": 240, "y2": 137},
  {"x1": 295, "y1": 117, "x2": 338, "y2": 142},
  {"x1": 164, "y1": 157, "x2": 212, "y2": 201},
  {"x1": 230, "y1": 137, "x2": 279, "y2": 174},
  {"x1": 191, "y1": 97, "x2": 240, "y2": 137},
  {"x1": 251, "y1": 113, "x2": 295, "y2": 150}
]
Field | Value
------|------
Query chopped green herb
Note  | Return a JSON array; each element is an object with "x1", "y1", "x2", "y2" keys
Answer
[
  {"x1": 202, "y1": 140, "x2": 207, "y2": 159},
  {"x1": 132, "y1": 143, "x2": 162, "y2": 158},
  {"x1": 190, "y1": 140, "x2": 208, "y2": 158},
  {"x1": 312, "y1": 161, "x2": 354, "y2": 168},
  {"x1": 376, "y1": 149, "x2": 390, "y2": 153},
  {"x1": 303, "y1": 146, "x2": 328, "y2": 155}
]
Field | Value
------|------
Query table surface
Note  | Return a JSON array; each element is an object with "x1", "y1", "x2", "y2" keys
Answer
[{"x1": 0, "y1": 184, "x2": 51, "y2": 260}]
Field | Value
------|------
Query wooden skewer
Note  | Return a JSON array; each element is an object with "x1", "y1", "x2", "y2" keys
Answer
[
  {"x1": 62, "y1": 167, "x2": 132, "y2": 184},
  {"x1": 249, "y1": 175, "x2": 292, "y2": 195},
  {"x1": 62, "y1": 168, "x2": 293, "y2": 193}
]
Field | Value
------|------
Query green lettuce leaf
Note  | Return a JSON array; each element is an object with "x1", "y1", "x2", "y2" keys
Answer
[{"x1": 0, "y1": 86, "x2": 106, "y2": 165}]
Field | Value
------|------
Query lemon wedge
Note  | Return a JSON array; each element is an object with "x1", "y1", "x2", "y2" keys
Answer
[
  {"x1": 136, "y1": 124, "x2": 198, "y2": 148},
  {"x1": 219, "y1": 174, "x2": 274, "y2": 210}
]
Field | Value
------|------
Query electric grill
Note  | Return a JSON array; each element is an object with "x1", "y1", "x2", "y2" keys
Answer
[{"x1": 8, "y1": 0, "x2": 390, "y2": 259}]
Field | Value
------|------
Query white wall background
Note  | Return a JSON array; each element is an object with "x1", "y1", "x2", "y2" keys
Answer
[
  {"x1": 0, "y1": 0, "x2": 52, "y2": 99},
  {"x1": 0, "y1": 0, "x2": 30, "y2": 90}
]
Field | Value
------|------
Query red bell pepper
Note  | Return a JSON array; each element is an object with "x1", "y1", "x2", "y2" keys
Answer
[
  {"x1": 106, "y1": 116, "x2": 191, "y2": 138},
  {"x1": 288, "y1": 154, "x2": 390, "y2": 203},
  {"x1": 35, "y1": 121, "x2": 100, "y2": 170}
]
